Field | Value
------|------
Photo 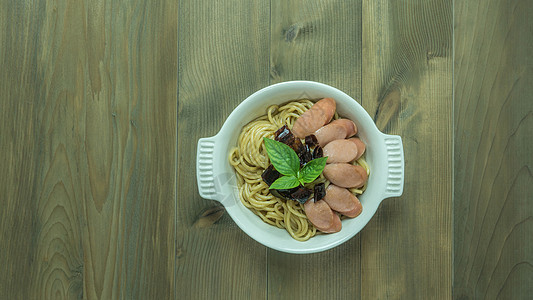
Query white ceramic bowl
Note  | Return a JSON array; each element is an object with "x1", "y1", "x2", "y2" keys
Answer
[{"x1": 196, "y1": 81, "x2": 404, "y2": 254}]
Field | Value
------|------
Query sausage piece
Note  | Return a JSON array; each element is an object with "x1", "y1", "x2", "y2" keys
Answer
[
  {"x1": 329, "y1": 119, "x2": 357, "y2": 138},
  {"x1": 323, "y1": 163, "x2": 368, "y2": 188},
  {"x1": 323, "y1": 184, "x2": 362, "y2": 218},
  {"x1": 348, "y1": 138, "x2": 366, "y2": 160},
  {"x1": 350, "y1": 195, "x2": 363, "y2": 218},
  {"x1": 292, "y1": 98, "x2": 336, "y2": 138},
  {"x1": 304, "y1": 199, "x2": 334, "y2": 232},
  {"x1": 314, "y1": 123, "x2": 346, "y2": 147},
  {"x1": 323, "y1": 139, "x2": 358, "y2": 163},
  {"x1": 324, "y1": 212, "x2": 342, "y2": 233}
]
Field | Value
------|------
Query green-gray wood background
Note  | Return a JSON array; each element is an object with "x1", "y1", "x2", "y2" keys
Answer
[{"x1": 1, "y1": 0, "x2": 531, "y2": 298}]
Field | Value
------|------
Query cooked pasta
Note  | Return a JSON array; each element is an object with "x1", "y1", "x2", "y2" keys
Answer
[{"x1": 228, "y1": 100, "x2": 369, "y2": 241}]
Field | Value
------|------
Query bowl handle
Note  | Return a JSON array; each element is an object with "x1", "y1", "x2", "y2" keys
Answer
[
  {"x1": 381, "y1": 133, "x2": 404, "y2": 198},
  {"x1": 196, "y1": 135, "x2": 219, "y2": 201}
]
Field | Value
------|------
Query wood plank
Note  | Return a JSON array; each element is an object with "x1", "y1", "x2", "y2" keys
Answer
[
  {"x1": 267, "y1": 1, "x2": 362, "y2": 299},
  {"x1": 361, "y1": 0, "x2": 453, "y2": 298},
  {"x1": 454, "y1": 1, "x2": 533, "y2": 298},
  {"x1": 176, "y1": 1, "x2": 270, "y2": 299},
  {"x1": 0, "y1": 0, "x2": 177, "y2": 298}
]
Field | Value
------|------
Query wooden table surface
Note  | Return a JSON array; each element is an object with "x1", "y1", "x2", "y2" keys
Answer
[{"x1": 1, "y1": 0, "x2": 531, "y2": 299}]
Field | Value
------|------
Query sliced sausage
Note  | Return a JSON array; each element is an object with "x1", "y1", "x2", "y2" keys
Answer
[
  {"x1": 350, "y1": 195, "x2": 363, "y2": 218},
  {"x1": 314, "y1": 123, "x2": 346, "y2": 147},
  {"x1": 324, "y1": 212, "x2": 342, "y2": 233},
  {"x1": 292, "y1": 98, "x2": 336, "y2": 138},
  {"x1": 304, "y1": 199, "x2": 334, "y2": 232},
  {"x1": 323, "y1": 163, "x2": 368, "y2": 188},
  {"x1": 323, "y1": 185, "x2": 362, "y2": 218},
  {"x1": 323, "y1": 139, "x2": 358, "y2": 163},
  {"x1": 323, "y1": 184, "x2": 356, "y2": 217},
  {"x1": 329, "y1": 119, "x2": 357, "y2": 138},
  {"x1": 348, "y1": 138, "x2": 366, "y2": 160}
]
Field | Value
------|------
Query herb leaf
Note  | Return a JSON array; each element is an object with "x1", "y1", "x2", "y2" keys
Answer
[
  {"x1": 269, "y1": 175, "x2": 300, "y2": 190},
  {"x1": 263, "y1": 137, "x2": 300, "y2": 176},
  {"x1": 298, "y1": 157, "x2": 328, "y2": 183}
]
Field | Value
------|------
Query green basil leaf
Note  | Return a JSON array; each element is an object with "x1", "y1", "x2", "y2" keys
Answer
[
  {"x1": 298, "y1": 178, "x2": 306, "y2": 187},
  {"x1": 269, "y1": 175, "x2": 300, "y2": 190},
  {"x1": 263, "y1": 137, "x2": 300, "y2": 176},
  {"x1": 298, "y1": 156, "x2": 328, "y2": 183}
]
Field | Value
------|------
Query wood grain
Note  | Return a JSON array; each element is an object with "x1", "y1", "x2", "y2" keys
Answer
[
  {"x1": 2, "y1": 0, "x2": 531, "y2": 298},
  {"x1": 268, "y1": 1, "x2": 362, "y2": 299},
  {"x1": 0, "y1": 0, "x2": 177, "y2": 298},
  {"x1": 176, "y1": 1, "x2": 270, "y2": 299},
  {"x1": 362, "y1": 0, "x2": 453, "y2": 298},
  {"x1": 454, "y1": 0, "x2": 533, "y2": 298}
]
